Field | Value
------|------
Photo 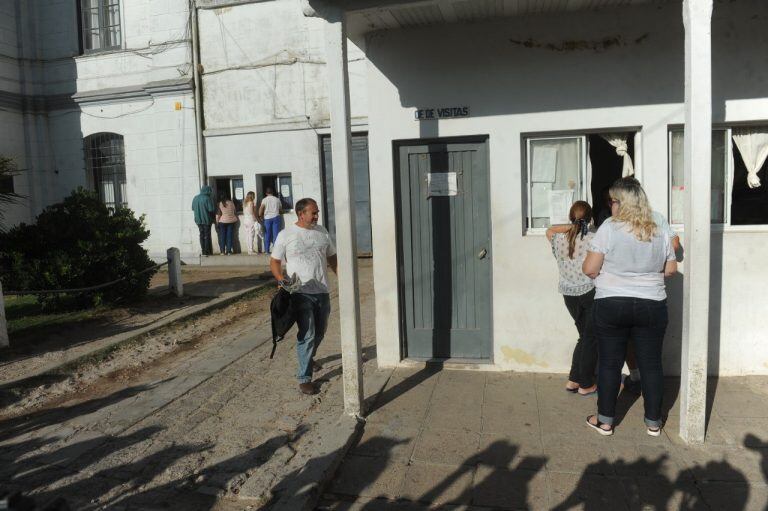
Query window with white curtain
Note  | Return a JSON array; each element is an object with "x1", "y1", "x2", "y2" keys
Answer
[
  {"x1": 85, "y1": 133, "x2": 127, "y2": 211},
  {"x1": 80, "y1": 0, "x2": 122, "y2": 53},
  {"x1": 669, "y1": 127, "x2": 768, "y2": 225},
  {"x1": 525, "y1": 131, "x2": 637, "y2": 231}
]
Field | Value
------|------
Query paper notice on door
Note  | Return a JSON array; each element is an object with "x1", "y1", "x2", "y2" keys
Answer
[
  {"x1": 532, "y1": 146, "x2": 557, "y2": 183},
  {"x1": 549, "y1": 189, "x2": 574, "y2": 225},
  {"x1": 234, "y1": 187, "x2": 244, "y2": 200},
  {"x1": 427, "y1": 172, "x2": 458, "y2": 197},
  {"x1": 280, "y1": 184, "x2": 291, "y2": 197}
]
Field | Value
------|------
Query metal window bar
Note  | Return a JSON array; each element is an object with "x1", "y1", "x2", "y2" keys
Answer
[
  {"x1": 81, "y1": 0, "x2": 121, "y2": 52},
  {"x1": 85, "y1": 133, "x2": 127, "y2": 210}
]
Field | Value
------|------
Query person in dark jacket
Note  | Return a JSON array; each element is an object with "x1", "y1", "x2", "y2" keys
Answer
[{"x1": 192, "y1": 185, "x2": 215, "y2": 256}]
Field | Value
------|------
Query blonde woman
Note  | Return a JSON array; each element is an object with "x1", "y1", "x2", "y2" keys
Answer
[
  {"x1": 546, "y1": 201, "x2": 598, "y2": 396},
  {"x1": 582, "y1": 177, "x2": 677, "y2": 437},
  {"x1": 243, "y1": 191, "x2": 258, "y2": 254}
]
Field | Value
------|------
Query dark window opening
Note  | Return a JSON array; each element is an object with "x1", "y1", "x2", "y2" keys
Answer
[
  {"x1": 260, "y1": 174, "x2": 293, "y2": 211},
  {"x1": 214, "y1": 177, "x2": 244, "y2": 212},
  {"x1": 590, "y1": 134, "x2": 634, "y2": 228},
  {"x1": 85, "y1": 133, "x2": 126, "y2": 211},
  {"x1": 731, "y1": 142, "x2": 768, "y2": 225},
  {"x1": 0, "y1": 175, "x2": 13, "y2": 194}
]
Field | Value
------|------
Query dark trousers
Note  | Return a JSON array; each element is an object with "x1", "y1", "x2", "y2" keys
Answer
[
  {"x1": 197, "y1": 223, "x2": 213, "y2": 255},
  {"x1": 563, "y1": 288, "x2": 597, "y2": 388},
  {"x1": 594, "y1": 297, "x2": 668, "y2": 427},
  {"x1": 217, "y1": 222, "x2": 235, "y2": 254}
]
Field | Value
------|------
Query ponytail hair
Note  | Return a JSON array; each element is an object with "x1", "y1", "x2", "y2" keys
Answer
[{"x1": 567, "y1": 200, "x2": 593, "y2": 259}]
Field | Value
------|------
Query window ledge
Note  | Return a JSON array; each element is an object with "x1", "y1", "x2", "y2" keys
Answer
[{"x1": 671, "y1": 224, "x2": 768, "y2": 234}]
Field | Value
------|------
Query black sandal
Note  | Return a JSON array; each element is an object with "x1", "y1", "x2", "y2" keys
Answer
[{"x1": 586, "y1": 415, "x2": 614, "y2": 436}]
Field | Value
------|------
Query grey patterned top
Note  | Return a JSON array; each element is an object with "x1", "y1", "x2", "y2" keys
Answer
[{"x1": 550, "y1": 231, "x2": 595, "y2": 296}]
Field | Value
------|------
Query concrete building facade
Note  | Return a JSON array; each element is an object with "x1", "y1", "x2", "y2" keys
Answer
[{"x1": 2, "y1": 1, "x2": 768, "y2": 402}]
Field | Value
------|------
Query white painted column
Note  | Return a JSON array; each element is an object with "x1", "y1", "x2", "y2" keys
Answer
[
  {"x1": 680, "y1": 0, "x2": 713, "y2": 445},
  {"x1": 324, "y1": 8, "x2": 364, "y2": 416},
  {"x1": 167, "y1": 247, "x2": 183, "y2": 297},
  {"x1": 0, "y1": 281, "x2": 8, "y2": 348}
]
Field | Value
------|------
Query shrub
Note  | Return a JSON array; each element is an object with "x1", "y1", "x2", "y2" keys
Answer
[{"x1": 0, "y1": 188, "x2": 157, "y2": 309}]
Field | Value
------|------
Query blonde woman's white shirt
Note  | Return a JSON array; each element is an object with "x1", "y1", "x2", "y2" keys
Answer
[{"x1": 589, "y1": 217, "x2": 675, "y2": 301}]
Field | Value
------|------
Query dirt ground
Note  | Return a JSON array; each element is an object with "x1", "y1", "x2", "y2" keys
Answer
[
  {"x1": 0, "y1": 266, "x2": 271, "y2": 417},
  {"x1": 0, "y1": 260, "x2": 379, "y2": 510}
]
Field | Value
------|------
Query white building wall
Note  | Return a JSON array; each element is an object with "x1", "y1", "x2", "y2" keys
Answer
[
  {"x1": 366, "y1": 1, "x2": 768, "y2": 375},
  {"x1": 198, "y1": 0, "x2": 368, "y2": 242},
  {"x1": 79, "y1": 94, "x2": 200, "y2": 257}
]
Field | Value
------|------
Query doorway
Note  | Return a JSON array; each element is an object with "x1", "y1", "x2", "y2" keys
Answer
[{"x1": 395, "y1": 137, "x2": 492, "y2": 360}]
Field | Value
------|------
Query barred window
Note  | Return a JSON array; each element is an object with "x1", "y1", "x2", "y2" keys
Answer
[
  {"x1": 80, "y1": 0, "x2": 121, "y2": 53},
  {"x1": 85, "y1": 133, "x2": 127, "y2": 211}
]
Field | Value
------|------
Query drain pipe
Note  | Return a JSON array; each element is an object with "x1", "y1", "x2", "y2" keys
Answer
[{"x1": 190, "y1": 1, "x2": 207, "y2": 189}]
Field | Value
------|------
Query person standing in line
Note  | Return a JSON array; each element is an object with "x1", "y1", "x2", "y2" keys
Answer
[
  {"x1": 259, "y1": 187, "x2": 283, "y2": 253},
  {"x1": 270, "y1": 198, "x2": 337, "y2": 395},
  {"x1": 216, "y1": 193, "x2": 238, "y2": 255},
  {"x1": 243, "y1": 191, "x2": 258, "y2": 255},
  {"x1": 598, "y1": 179, "x2": 682, "y2": 395},
  {"x1": 191, "y1": 185, "x2": 215, "y2": 256},
  {"x1": 582, "y1": 177, "x2": 677, "y2": 437},
  {"x1": 546, "y1": 201, "x2": 598, "y2": 396}
]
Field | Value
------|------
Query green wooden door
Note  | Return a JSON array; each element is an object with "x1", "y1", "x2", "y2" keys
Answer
[{"x1": 397, "y1": 139, "x2": 492, "y2": 360}]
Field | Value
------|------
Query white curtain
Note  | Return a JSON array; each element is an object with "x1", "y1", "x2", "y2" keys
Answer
[
  {"x1": 601, "y1": 133, "x2": 634, "y2": 177},
  {"x1": 732, "y1": 128, "x2": 768, "y2": 189}
]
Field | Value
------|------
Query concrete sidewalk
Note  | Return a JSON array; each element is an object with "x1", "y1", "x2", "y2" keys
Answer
[{"x1": 321, "y1": 368, "x2": 768, "y2": 510}]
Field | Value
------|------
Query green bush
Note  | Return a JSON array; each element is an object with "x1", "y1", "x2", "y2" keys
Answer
[{"x1": 0, "y1": 188, "x2": 157, "y2": 309}]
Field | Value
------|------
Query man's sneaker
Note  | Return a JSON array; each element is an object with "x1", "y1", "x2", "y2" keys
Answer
[
  {"x1": 623, "y1": 375, "x2": 642, "y2": 395},
  {"x1": 299, "y1": 382, "x2": 316, "y2": 395}
]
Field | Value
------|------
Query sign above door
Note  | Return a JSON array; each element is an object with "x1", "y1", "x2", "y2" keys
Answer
[{"x1": 414, "y1": 107, "x2": 470, "y2": 121}]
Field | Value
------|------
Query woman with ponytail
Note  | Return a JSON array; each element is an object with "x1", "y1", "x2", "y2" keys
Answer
[{"x1": 546, "y1": 201, "x2": 598, "y2": 396}]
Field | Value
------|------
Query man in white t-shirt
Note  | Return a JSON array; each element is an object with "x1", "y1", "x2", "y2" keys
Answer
[
  {"x1": 259, "y1": 188, "x2": 283, "y2": 253},
  {"x1": 270, "y1": 198, "x2": 337, "y2": 395}
]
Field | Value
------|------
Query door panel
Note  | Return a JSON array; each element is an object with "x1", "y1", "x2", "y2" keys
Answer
[
  {"x1": 321, "y1": 135, "x2": 373, "y2": 255},
  {"x1": 397, "y1": 140, "x2": 491, "y2": 359}
]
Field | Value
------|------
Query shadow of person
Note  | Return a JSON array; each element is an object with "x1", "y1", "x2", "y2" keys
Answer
[
  {"x1": 553, "y1": 455, "x2": 674, "y2": 511},
  {"x1": 271, "y1": 435, "x2": 406, "y2": 510},
  {"x1": 382, "y1": 440, "x2": 546, "y2": 509},
  {"x1": 744, "y1": 433, "x2": 768, "y2": 487},
  {"x1": 676, "y1": 460, "x2": 750, "y2": 511}
]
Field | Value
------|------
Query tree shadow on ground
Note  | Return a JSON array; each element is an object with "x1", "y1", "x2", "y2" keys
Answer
[
  {"x1": 2, "y1": 421, "x2": 308, "y2": 510},
  {"x1": 0, "y1": 380, "x2": 171, "y2": 443}
]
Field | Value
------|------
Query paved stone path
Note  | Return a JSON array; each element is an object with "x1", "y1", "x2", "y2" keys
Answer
[
  {"x1": 320, "y1": 369, "x2": 768, "y2": 510},
  {"x1": 1, "y1": 261, "x2": 382, "y2": 510}
]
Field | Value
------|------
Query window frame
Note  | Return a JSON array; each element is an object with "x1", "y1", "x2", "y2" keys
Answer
[
  {"x1": 525, "y1": 135, "x2": 588, "y2": 234},
  {"x1": 524, "y1": 129, "x2": 641, "y2": 235},
  {"x1": 79, "y1": 0, "x2": 123, "y2": 55},
  {"x1": 84, "y1": 132, "x2": 127, "y2": 211},
  {"x1": 668, "y1": 124, "x2": 768, "y2": 231}
]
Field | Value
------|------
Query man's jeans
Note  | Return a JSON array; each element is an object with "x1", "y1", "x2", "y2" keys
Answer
[
  {"x1": 197, "y1": 223, "x2": 213, "y2": 255},
  {"x1": 264, "y1": 217, "x2": 280, "y2": 253},
  {"x1": 563, "y1": 289, "x2": 597, "y2": 388},
  {"x1": 594, "y1": 297, "x2": 668, "y2": 428},
  {"x1": 294, "y1": 293, "x2": 331, "y2": 383}
]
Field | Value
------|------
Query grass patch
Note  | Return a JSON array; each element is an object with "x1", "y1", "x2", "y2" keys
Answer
[{"x1": 5, "y1": 294, "x2": 103, "y2": 336}]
